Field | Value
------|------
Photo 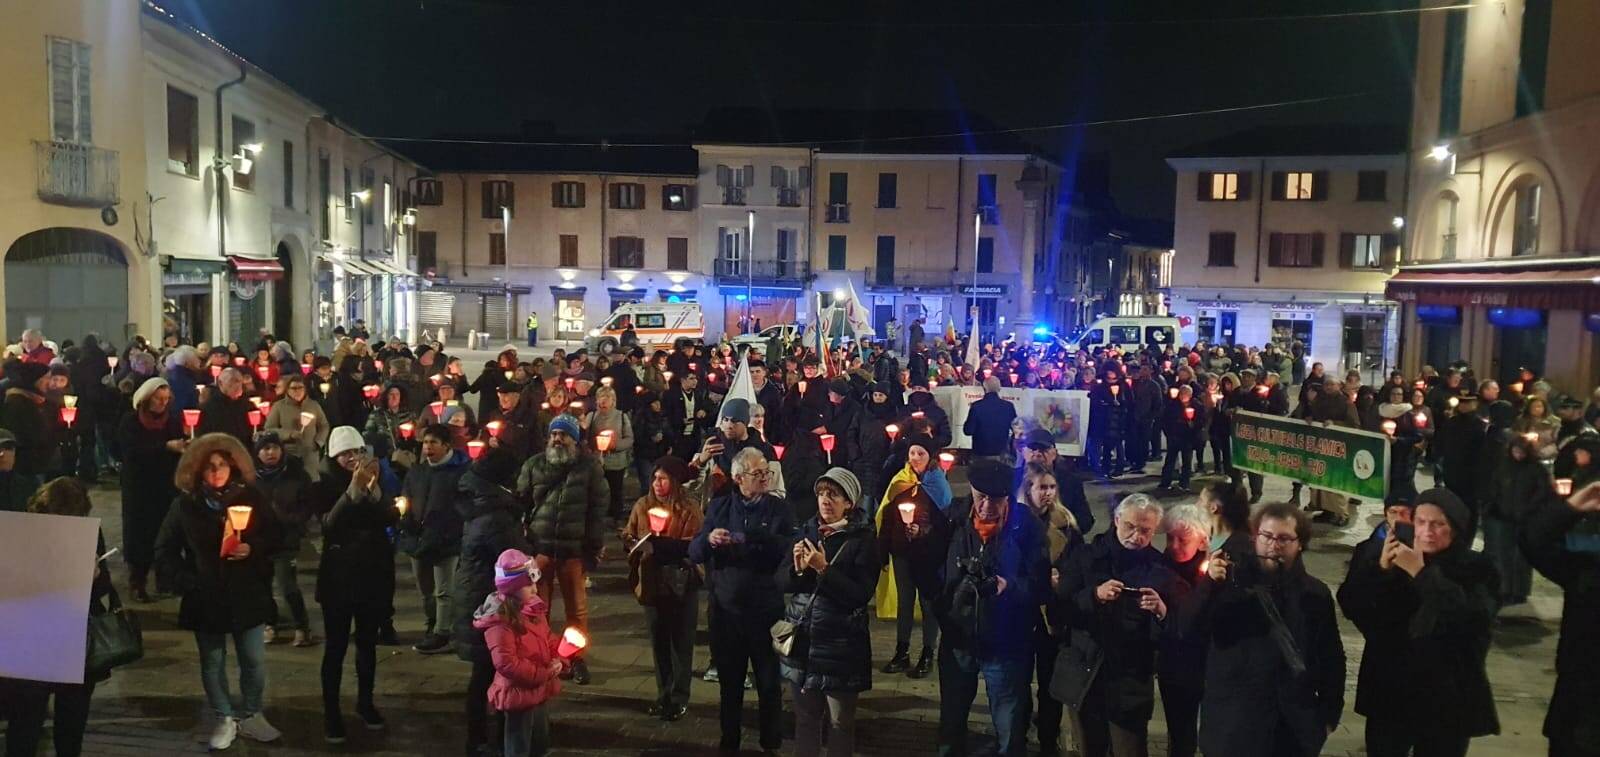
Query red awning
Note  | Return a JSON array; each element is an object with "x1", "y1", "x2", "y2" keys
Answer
[
  {"x1": 1385, "y1": 266, "x2": 1600, "y2": 310},
  {"x1": 228, "y1": 256, "x2": 285, "y2": 281}
]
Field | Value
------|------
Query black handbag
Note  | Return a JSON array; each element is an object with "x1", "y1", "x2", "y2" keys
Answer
[{"x1": 86, "y1": 583, "x2": 144, "y2": 676}]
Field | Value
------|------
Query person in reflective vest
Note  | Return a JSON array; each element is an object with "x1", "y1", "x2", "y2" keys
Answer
[{"x1": 526, "y1": 313, "x2": 539, "y2": 347}]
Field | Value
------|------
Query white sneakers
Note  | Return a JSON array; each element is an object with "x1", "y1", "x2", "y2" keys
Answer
[
  {"x1": 207, "y1": 717, "x2": 238, "y2": 751},
  {"x1": 237, "y1": 713, "x2": 283, "y2": 743}
]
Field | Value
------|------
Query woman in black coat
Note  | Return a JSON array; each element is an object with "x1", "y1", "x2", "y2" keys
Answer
[
  {"x1": 154, "y1": 433, "x2": 284, "y2": 748},
  {"x1": 117, "y1": 378, "x2": 188, "y2": 601},
  {"x1": 1336, "y1": 488, "x2": 1499, "y2": 757},
  {"x1": 314, "y1": 437, "x2": 399, "y2": 743},
  {"x1": 195, "y1": 367, "x2": 256, "y2": 451},
  {"x1": 446, "y1": 450, "x2": 529, "y2": 756},
  {"x1": 850, "y1": 384, "x2": 897, "y2": 510},
  {"x1": 774, "y1": 467, "x2": 881, "y2": 757}
]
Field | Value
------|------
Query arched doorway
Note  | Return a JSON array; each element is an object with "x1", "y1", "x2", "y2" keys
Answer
[
  {"x1": 274, "y1": 241, "x2": 294, "y2": 340},
  {"x1": 5, "y1": 228, "x2": 129, "y2": 343}
]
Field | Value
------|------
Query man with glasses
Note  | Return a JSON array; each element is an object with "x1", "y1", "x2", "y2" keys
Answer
[
  {"x1": 1053, "y1": 494, "x2": 1183, "y2": 757},
  {"x1": 689, "y1": 447, "x2": 795, "y2": 754},
  {"x1": 1176, "y1": 502, "x2": 1345, "y2": 757},
  {"x1": 936, "y1": 458, "x2": 1050, "y2": 756}
]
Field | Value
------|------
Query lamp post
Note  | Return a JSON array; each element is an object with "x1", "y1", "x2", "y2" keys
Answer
[
  {"x1": 745, "y1": 210, "x2": 755, "y2": 334},
  {"x1": 502, "y1": 205, "x2": 514, "y2": 342}
]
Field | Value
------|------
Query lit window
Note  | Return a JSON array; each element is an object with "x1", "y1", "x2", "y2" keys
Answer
[
  {"x1": 1283, "y1": 172, "x2": 1314, "y2": 200},
  {"x1": 1210, "y1": 173, "x2": 1238, "y2": 200},
  {"x1": 1352, "y1": 235, "x2": 1382, "y2": 268}
]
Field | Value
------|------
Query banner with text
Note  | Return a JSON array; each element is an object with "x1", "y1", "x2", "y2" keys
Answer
[
  {"x1": 930, "y1": 386, "x2": 1092, "y2": 457},
  {"x1": 1230, "y1": 410, "x2": 1390, "y2": 501}
]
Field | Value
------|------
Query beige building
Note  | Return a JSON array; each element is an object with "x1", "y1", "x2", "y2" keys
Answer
[
  {"x1": 1, "y1": 0, "x2": 420, "y2": 350},
  {"x1": 410, "y1": 147, "x2": 699, "y2": 341},
  {"x1": 1167, "y1": 129, "x2": 1405, "y2": 378},
  {"x1": 1391, "y1": 0, "x2": 1600, "y2": 391}
]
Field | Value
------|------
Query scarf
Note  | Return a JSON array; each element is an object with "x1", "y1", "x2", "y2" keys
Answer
[
  {"x1": 973, "y1": 506, "x2": 1005, "y2": 543},
  {"x1": 818, "y1": 515, "x2": 850, "y2": 536},
  {"x1": 138, "y1": 407, "x2": 170, "y2": 432},
  {"x1": 1377, "y1": 401, "x2": 1413, "y2": 419},
  {"x1": 201, "y1": 480, "x2": 245, "y2": 511}
]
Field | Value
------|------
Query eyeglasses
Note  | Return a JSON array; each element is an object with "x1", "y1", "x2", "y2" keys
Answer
[
  {"x1": 1256, "y1": 531, "x2": 1299, "y2": 546},
  {"x1": 741, "y1": 469, "x2": 772, "y2": 479}
]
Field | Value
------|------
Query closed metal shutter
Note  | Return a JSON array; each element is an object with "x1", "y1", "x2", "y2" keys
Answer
[
  {"x1": 418, "y1": 291, "x2": 453, "y2": 337},
  {"x1": 5, "y1": 229, "x2": 129, "y2": 343},
  {"x1": 483, "y1": 295, "x2": 509, "y2": 338},
  {"x1": 450, "y1": 293, "x2": 479, "y2": 338}
]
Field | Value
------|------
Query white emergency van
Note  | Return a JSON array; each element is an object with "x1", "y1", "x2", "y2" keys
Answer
[{"x1": 583, "y1": 302, "x2": 704, "y2": 355}]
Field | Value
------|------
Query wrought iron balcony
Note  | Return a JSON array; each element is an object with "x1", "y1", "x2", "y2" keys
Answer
[
  {"x1": 825, "y1": 202, "x2": 850, "y2": 223},
  {"x1": 713, "y1": 258, "x2": 811, "y2": 285},
  {"x1": 35, "y1": 141, "x2": 119, "y2": 207},
  {"x1": 864, "y1": 267, "x2": 954, "y2": 290}
]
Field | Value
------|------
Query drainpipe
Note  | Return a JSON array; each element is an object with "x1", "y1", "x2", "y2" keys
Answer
[
  {"x1": 458, "y1": 174, "x2": 469, "y2": 277},
  {"x1": 213, "y1": 64, "x2": 246, "y2": 341},
  {"x1": 953, "y1": 156, "x2": 965, "y2": 331},
  {"x1": 1252, "y1": 158, "x2": 1265, "y2": 284}
]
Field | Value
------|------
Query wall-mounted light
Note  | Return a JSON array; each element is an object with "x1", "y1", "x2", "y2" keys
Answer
[
  {"x1": 233, "y1": 154, "x2": 254, "y2": 175},
  {"x1": 1392, "y1": 216, "x2": 1405, "y2": 229},
  {"x1": 403, "y1": 209, "x2": 417, "y2": 226},
  {"x1": 350, "y1": 189, "x2": 371, "y2": 203},
  {"x1": 1428, "y1": 144, "x2": 1452, "y2": 162}
]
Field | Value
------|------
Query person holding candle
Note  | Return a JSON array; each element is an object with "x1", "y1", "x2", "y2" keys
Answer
[
  {"x1": 114, "y1": 378, "x2": 188, "y2": 601},
  {"x1": 587, "y1": 386, "x2": 636, "y2": 522},
  {"x1": 483, "y1": 380, "x2": 539, "y2": 461},
  {"x1": 664, "y1": 370, "x2": 711, "y2": 461},
  {"x1": 1, "y1": 362, "x2": 55, "y2": 507},
  {"x1": 631, "y1": 391, "x2": 673, "y2": 494},
  {"x1": 155, "y1": 433, "x2": 284, "y2": 750},
  {"x1": 620, "y1": 455, "x2": 705, "y2": 722},
  {"x1": 362, "y1": 382, "x2": 419, "y2": 471},
  {"x1": 397, "y1": 423, "x2": 470, "y2": 655},
  {"x1": 253, "y1": 432, "x2": 318, "y2": 647},
  {"x1": 313, "y1": 428, "x2": 400, "y2": 744},
  {"x1": 474, "y1": 549, "x2": 565, "y2": 757},
  {"x1": 873, "y1": 432, "x2": 952, "y2": 680},
  {"x1": 195, "y1": 367, "x2": 256, "y2": 450},
  {"x1": 1514, "y1": 395, "x2": 1561, "y2": 464},
  {"x1": 517, "y1": 414, "x2": 609, "y2": 686},
  {"x1": 848, "y1": 382, "x2": 898, "y2": 511},
  {"x1": 163, "y1": 346, "x2": 204, "y2": 411},
  {"x1": 1159, "y1": 384, "x2": 1204, "y2": 493},
  {"x1": 262, "y1": 374, "x2": 330, "y2": 482}
]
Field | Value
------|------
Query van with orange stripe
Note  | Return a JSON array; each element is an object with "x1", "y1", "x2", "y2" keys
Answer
[{"x1": 584, "y1": 302, "x2": 704, "y2": 355}]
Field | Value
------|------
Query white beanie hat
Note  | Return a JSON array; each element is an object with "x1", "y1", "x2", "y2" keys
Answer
[
  {"x1": 327, "y1": 426, "x2": 366, "y2": 458},
  {"x1": 131, "y1": 377, "x2": 170, "y2": 410}
]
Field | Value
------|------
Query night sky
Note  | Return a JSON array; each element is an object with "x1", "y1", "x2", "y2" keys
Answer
[{"x1": 162, "y1": 0, "x2": 1421, "y2": 221}]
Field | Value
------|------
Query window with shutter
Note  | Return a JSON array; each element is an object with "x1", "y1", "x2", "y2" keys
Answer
[
  {"x1": 771, "y1": 165, "x2": 785, "y2": 187},
  {"x1": 416, "y1": 179, "x2": 443, "y2": 206},
  {"x1": 828, "y1": 172, "x2": 848, "y2": 205},
  {"x1": 361, "y1": 167, "x2": 375, "y2": 223},
  {"x1": 662, "y1": 184, "x2": 691, "y2": 211},
  {"x1": 48, "y1": 37, "x2": 92, "y2": 144},
  {"x1": 418, "y1": 231, "x2": 437, "y2": 272},
  {"x1": 976, "y1": 174, "x2": 998, "y2": 207},
  {"x1": 878, "y1": 173, "x2": 898, "y2": 208},
  {"x1": 716, "y1": 164, "x2": 731, "y2": 187},
  {"x1": 482, "y1": 180, "x2": 513, "y2": 218},
  {"x1": 1196, "y1": 172, "x2": 1211, "y2": 201},
  {"x1": 559, "y1": 234, "x2": 579, "y2": 267},
  {"x1": 667, "y1": 237, "x2": 689, "y2": 270},
  {"x1": 827, "y1": 235, "x2": 846, "y2": 270},
  {"x1": 231, "y1": 116, "x2": 257, "y2": 191},
  {"x1": 1281, "y1": 172, "x2": 1315, "y2": 201},
  {"x1": 1311, "y1": 171, "x2": 1329, "y2": 201},
  {"x1": 742, "y1": 165, "x2": 755, "y2": 187},
  {"x1": 1268, "y1": 233, "x2": 1321, "y2": 267},
  {"x1": 488, "y1": 233, "x2": 506, "y2": 265},
  {"x1": 798, "y1": 166, "x2": 811, "y2": 188},
  {"x1": 609, "y1": 237, "x2": 644, "y2": 269},
  {"x1": 1199, "y1": 172, "x2": 1241, "y2": 201},
  {"x1": 1356, "y1": 170, "x2": 1387, "y2": 201},
  {"x1": 1380, "y1": 233, "x2": 1401, "y2": 268},
  {"x1": 166, "y1": 86, "x2": 199, "y2": 175},
  {"x1": 1349, "y1": 234, "x2": 1383, "y2": 268},
  {"x1": 1207, "y1": 232, "x2": 1236, "y2": 266},
  {"x1": 1236, "y1": 172, "x2": 1253, "y2": 200}
]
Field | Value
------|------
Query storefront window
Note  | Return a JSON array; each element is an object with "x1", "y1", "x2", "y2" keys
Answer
[
  {"x1": 1491, "y1": 308, "x2": 1547, "y2": 385},
  {"x1": 556, "y1": 297, "x2": 585, "y2": 338},
  {"x1": 1270, "y1": 318, "x2": 1312, "y2": 353}
]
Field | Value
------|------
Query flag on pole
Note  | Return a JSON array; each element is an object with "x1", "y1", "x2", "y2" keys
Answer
[
  {"x1": 841, "y1": 280, "x2": 876, "y2": 338},
  {"x1": 722, "y1": 348, "x2": 756, "y2": 408},
  {"x1": 964, "y1": 318, "x2": 980, "y2": 368},
  {"x1": 945, "y1": 317, "x2": 958, "y2": 346}
]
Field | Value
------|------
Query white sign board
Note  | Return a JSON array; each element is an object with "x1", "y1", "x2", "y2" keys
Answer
[
  {"x1": 931, "y1": 387, "x2": 1093, "y2": 457},
  {"x1": 0, "y1": 510, "x2": 100, "y2": 684}
]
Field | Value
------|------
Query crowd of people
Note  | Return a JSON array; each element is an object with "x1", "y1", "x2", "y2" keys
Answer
[{"x1": 0, "y1": 323, "x2": 1598, "y2": 757}]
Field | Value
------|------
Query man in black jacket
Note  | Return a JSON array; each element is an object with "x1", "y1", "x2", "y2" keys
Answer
[
  {"x1": 483, "y1": 381, "x2": 540, "y2": 461},
  {"x1": 1521, "y1": 480, "x2": 1600, "y2": 757},
  {"x1": 664, "y1": 371, "x2": 710, "y2": 460},
  {"x1": 1053, "y1": 494, "x2": 1183, "y2": 757},
  {"x1": 1130, "y1": 362, "x2": 1165, "y2": 472},
  {"x1": 397, "y1": 424, "x2": 470, "y2": 654},
  {"x1": 195, "y1": 367, "x2": 255, "y2": 451},
  {"x1": 255, "y1": 433, "x2": 316, "y2": 646},
  {"x1": 1230, "y1": 370, "x2": 1274, "y2": 503},
  {"x1": 1437, "y1": 390, "x2": 1488, "y2": 539},
  {"x1": 688, "y1": 448, "x2": 795, "y2": 754},
  {"x1": 963, "y1": 377, "x2": 1016, "y2": 461},
  {"x1": 1177, "y1": 502, "x2": 1345, "y2": 757},
  {"x1": 1339, "y1": 488, "x2": 1500, "y2": 757}
]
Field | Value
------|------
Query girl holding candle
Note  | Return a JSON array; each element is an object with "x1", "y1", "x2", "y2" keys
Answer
[
  {"x1": 475, "y1": 549, "x2": 565, "y2": 757},
  {"x1": 872, "y1": 433, "x2": 952, "y2": 679},
  {"x1": 620, "y1": 456, "x2": 704, "y2": 721},
  {"x1": 154, "y1": 433, "x2": 284, "y2": 751},
  {"x1": 262, "y1": 374, "x2": 331, "y2": 481}
]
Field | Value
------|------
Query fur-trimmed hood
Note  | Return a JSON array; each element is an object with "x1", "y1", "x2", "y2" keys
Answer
[{"x1": 174, "y1": 432, "x2": 257, "y2": 493}]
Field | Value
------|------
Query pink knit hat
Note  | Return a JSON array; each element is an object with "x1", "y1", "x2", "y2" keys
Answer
[{"x1": 494, "y1": 549, "x2": 538, "y2": 594}]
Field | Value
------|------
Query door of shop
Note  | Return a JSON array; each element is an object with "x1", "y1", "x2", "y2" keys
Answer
[{"x1": 1497, "y1": 325, "x2": 1547, "y2": 386}]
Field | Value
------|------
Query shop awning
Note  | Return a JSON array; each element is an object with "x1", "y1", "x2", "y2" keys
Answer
[
  {"x1": 366, "y1": 258, "x2": 417, "y2": 277},
  {"x1": 1386, "y1": 263, "x2": 1600, "y2": 311},
  {"x1": 339, "y1": 259, "x2": 383, "y2": 276},
  {"x1": 228, "y1": 255, "x2": 285, "y2": 281},
  {"x1": 167, "y1": 256, "x2": 227, "y2": 276}
]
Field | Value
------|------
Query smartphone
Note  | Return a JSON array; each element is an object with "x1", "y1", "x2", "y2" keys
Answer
[{"x1": 1393, "y1": 522, "x2": 1415, "y2": 548}]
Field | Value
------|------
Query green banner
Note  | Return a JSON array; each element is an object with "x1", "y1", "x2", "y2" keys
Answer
[{"x1": 1230, "y1": 410, "x2": 1390, "y2": 501}]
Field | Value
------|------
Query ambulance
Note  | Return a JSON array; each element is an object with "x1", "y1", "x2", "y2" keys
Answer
[{"x1": 583, "y1": 302, "x2": 705, "y2": 355}]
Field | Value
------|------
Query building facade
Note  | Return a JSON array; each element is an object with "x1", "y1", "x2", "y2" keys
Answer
[
  {"x1": 695, "y1": 145, "x2": 814, "y2": 337},
  {"x1": 1, "y1": 0, "x2": 420, "y2": 351},
  {"x1": 1167, "y1": 138, "x2": 1405, "y2": 380},
  {"x1": 1391, "y1": 0, "x2": 1600, "y2": 390}
]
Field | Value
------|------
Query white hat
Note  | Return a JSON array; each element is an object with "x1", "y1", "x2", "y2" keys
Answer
[
  {"x1": 131, "y1": 376, "x2": 170, "y2": 409},
  {"x1": 327, "y1": 426, "x2": 366, "y2": 458}
]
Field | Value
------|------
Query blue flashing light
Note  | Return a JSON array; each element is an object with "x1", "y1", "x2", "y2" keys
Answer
[
  {"x1": 735, "y1": 294, "x2": 748, "y2": 302},
  {"x1": 666, "y1": 295, "x2": 682, "y2": 303},
  {"x1": 1032, "y1": 325, "x2": 1051, "y2": 337}
]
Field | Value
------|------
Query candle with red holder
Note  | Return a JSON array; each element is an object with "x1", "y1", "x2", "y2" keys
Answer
[
  {"x1": 556, "y1": 627, "x2": 588, "y2": 659},
  {"x1": 819, "y1": 433, "x2": 836, "y2": 464},
  {"x1": 397, "y1": 422, "x2": 415, "y2": 440},
  {"x1": 647, "y1": 507, "x2": 670, "y2": 534},
  {"x1": 466, "y1": 440, "x2": 486, "y2": 460},
  {"x1": 938, "y1": 452, "x2": 956, "y2": 472},
  {"x1": 183, "y1": 408, "x2": 202, "y2": 437},
  {"x1": 485, "y1": 420, "x2": 504, "y2": 438}
]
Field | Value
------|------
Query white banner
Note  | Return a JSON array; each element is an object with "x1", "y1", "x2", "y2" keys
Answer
[
  {"x1": 930, "y1": 386, "x2": 1092, "y2": 457},
  {"x1": 0, "y1": 510, "x2": 101, "y2": 684}
]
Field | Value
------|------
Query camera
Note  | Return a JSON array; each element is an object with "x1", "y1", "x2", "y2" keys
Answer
[{"x1": 957, "y1": 556, "x2": 991, "y2": 581}]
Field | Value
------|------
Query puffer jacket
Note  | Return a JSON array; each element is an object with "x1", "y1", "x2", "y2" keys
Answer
[
  {"x1": 314, "y1": 478, "x2": 398, "y2": 611},
  {"x1": 399, "y1": 449, "x2": 470, "y2": 558},
  {"x1": 774, "y1": 510, "x2": 880, "y2": 692},
  {"x1": 474, "y1": 593, "x2": 563, "y2": 712},
  {"x1": 450, "y1": 470, "x2": 530, "y2": 663},
  {"x1": 155, "y1": 484, "x2": 283, "y2": 634},
  {"x1": 254, "y1": 456, "x2": 315, "y2": 554},
  {"x1": 517, "y1": 451, "x2": 609, "y2": 560}
]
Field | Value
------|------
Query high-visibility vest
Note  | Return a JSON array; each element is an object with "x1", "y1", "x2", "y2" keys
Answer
[{"x1": 527, "y1": 314, "x2": 538, "y2": 329}]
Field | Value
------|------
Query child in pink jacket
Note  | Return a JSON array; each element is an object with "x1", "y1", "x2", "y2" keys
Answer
[{"x1": 473, "y1": 549, "x2": 564, "y2": 757}]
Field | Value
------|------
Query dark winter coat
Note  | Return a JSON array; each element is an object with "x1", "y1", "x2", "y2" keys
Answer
[
  {"x1": 516, "y1": 450, "x2": 608, "y2": 560},
  {"x1": 774, "y1": 510, "x2": 881, "y2": 693},
  {"x1": 937, "y1": 500, "x2": 1050, "y2": 662},
  {"x1": 1160, "y1": 397, "x2": 1206, "y2": 449},
  {"x1": 195, "y1": 390, "x2": 255, "y2": 451},
  {"x1": 482, "y1": 403, "x2": 540, "y2": 462},
  {"x1": 1520, "y1": 494, "x2": 1600, "y2": 744},
  {"x1": 1438, "y1": 411, "x2": 1489, "y2": 504},
  {"x1": 399, "y1": 449, "x2": 470, "y2": 558},
  {"x1": 449, "y1": 470, "x2": 530, "y2": 664},
  {"x1": 852, "y1": 402, "x2": 896, "y2": 504},
  {"x1": 688, "y1": 490, "x2": 797, "y2": 620},
  {"x1": 906, "y1": 390, "x2": 953, "y2": 449},
  {"x1": 1175, "y1": 558, "x2": 1345, "y2": 757},
  {"x1": 1051, "y1": 532, "x2": 1185, "y2": 724},
  {"x1": 1338, "y1": 532, "x2": 1500, "y2": 739},
  {"x1": 254, "y1": 456, "x2": 315, "y2": 554},
  {"x1": 1088, "y1": 383, "x2": 1131, "y2": 440},
  {"x1": 155, "y1": 485, "x2": 283, "y2": 634},
  {"x1": 116, "y1": 411, "x2": 185, "y2": 568},
  {"x1": 963, "y1": 391, "x2": 1017, "y2": 457},
  {"x1": 314, "y1": 480, "x2": 398, "y2": 611},
  {"x1": 1, "y1": 388, "x2": 51, "y2": 477}
]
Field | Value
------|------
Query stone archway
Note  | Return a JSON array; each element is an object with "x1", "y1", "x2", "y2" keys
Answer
[{"x1": 4, "y1": 227, "x2": 129, "y2": 343}]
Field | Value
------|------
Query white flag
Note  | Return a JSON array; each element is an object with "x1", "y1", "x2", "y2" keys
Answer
[
  {"x1": 843, "y1": 280, "x2": 876, "y2": 337},
  {"x1": 964, "y1": 319, "x2": 980, "y2": 368},
  {"x1": 723, "y1": 348, "x2": 756, "y2": 408}
]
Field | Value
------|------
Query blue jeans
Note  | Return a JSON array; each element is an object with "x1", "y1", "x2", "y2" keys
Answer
[
  {"x1": 938, "y1": 647, "x2": 1031, "y2": 756},
  {"x1": 194, "y1": 624, "x2": 267, "y2": 719}
]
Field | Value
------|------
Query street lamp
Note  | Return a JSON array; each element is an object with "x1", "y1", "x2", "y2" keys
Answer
[{"x1": 745, "y1": 210, "x2": 755, "y2": 334}]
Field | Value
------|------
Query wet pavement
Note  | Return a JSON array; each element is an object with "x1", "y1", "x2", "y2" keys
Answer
[{"x1": 48, "y1": 406, "x2": 1565, "y2": 756}]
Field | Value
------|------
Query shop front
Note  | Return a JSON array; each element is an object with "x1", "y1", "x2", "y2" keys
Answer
[
  {"x1": 227, "y1": 256, "x2": 285, "y2": 345},
  {"x1": 551, "y1": 285, "x2": 588, "y2": 341},
  {"x1": 163, "y1": 257, "x2": 224, "y2": 345},
  {"x1": 959, "y1": 284, "x2": 1006, "y2": 345},
  {"x1": 1172, "y1": 290, "x2": 1398, "y2": 382}
]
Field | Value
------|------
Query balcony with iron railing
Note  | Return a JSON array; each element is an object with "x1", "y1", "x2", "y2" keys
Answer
[
  {"x1": 976, "y1": 204, "x2": 1000, "y2": 225},
  {"x1": 720, "y1": 186, "x2": 746, "y2": 205},
  {"x1": 713, "y1": 258, "x2": 811, "y2": 285},
  {"x1": 35, "y1": 140, "x2": 119, "y2": 207},
  {"x1": 825, "y1": 202, "x2": 850, "y2": 223},
  {"x1": 777, "y1": 187, "x2": 802, "y2": 207},
  {"x1": 864, "y1": 266, "x2": 954, "y2": 290}
]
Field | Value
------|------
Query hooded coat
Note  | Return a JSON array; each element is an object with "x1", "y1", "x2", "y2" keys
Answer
[
  {"x1": 449, "y1": 469, "x2": 531, "y2": 663},
  {"x1": 399, "y1": 448, "x2": 470, "y2": 559},
  {"x1": 1521, "y1": 490, "x2": 1600, "y2": 746},
  {"x1": 116, "y1": 403, "x2": 186, "y2": 569},
  {"x1": 1336, "y1": 488, "x2": 1500, "y2": 741},
  {"x1": 774, "y1": 507, "x2": 881, "y2": 693},
  {"x1": 474, "y1": 592, "x2": 563, "y2": 712}
]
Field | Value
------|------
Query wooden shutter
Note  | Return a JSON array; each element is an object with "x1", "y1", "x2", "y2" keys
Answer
[
  {"x1": 1197, "y1": 172, "x2": 1212, "y2": 201},
  {"x1": 742, "y1": 165, "x2": 755, "y2": 187},
  {"x1": 1270, "y1": 172, "x2": 1287, "y2": 201},
  {"x1": 1268, "y1": 232, "x2": 1283, "y2": 265},
  {"x1": 1381, "y1": 233, "x2": 1401, "y2": 268},
  {"x1": 1311, "y1": 170, "x2": 1329, "y2": 201},
  {"x1": 1236, "y1": 172, "x2": 1253, "y2": 200},
  {"x1": 798, "y1": 166, "x2": 811, "y2": 188},
  {"x1": 608, "y1": 183, "x2": 620, "y2": 208},
  {"x1": 716, "y1": 164, "x2": 731, "y2": 187},
  {"x1": 1311, "y1": 233, "x2": 1326, "y2": 267},
  {"x1": 1339, "y1": 233, "x2": 1356, "y2": 269},
  {"x1": 551, "y1": 181, "x2": 562, "y2": 207},
  {"x1": 575, "y1": 183, "x2": 585, "y2": 207},
  {"x1": 559, "y1": 234, "x2": 578, "y2": 267},
  {"x1": 771, "y1": 165, "x2": 784, "y2": 187}
]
